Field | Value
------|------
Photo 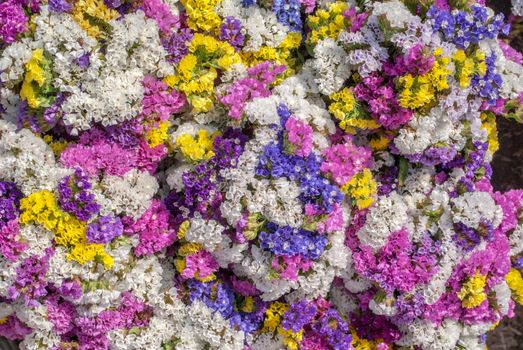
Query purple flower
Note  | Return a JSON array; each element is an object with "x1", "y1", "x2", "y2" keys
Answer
[
  {"x1": 219, "y1": 17, "x2": 245, "y2": 50},
  {"x1": 48, "y1": 0, "x2": 72, "y2": 12},
  {"x1": 58, "y1": 169, "x2": 100, "y2": 221},
  {"x1": 162, "y1": 29, "x2": 193, "y2": 63},
  {"x1": 8, "y1": 247, "x2": 54, "y2": 307},
  {"x1": 0, "y1": 0, "x2": 27, "y2": 44},
  {"x1": 0, "y1": 181, "x2": 23, "y2": 228},
  {"x1": 86, "y1": 215, "x2": 124, "y2": 244},
  {"x1": 258, "y1": 223, "x2": 328, "y2": 260},
  {"x1": 282, "y1": 300, "x2": 317, "y2": 332}
]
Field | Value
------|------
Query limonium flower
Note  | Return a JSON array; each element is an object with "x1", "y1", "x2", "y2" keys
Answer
[{"x1": 1, "y1": 0, "x2": 523, "y2": 348}]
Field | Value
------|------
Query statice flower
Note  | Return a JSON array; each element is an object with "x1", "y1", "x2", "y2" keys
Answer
[
  {"x1": 142, "y1": 0, "x2": 178, "y2": 34},
  {"x1": 0, "y1": 0, "x2": 27, "y2": 44},
  {"x1": 353, "y1": 74, "x2": 413, "y2": 129},
  {"x1": 141, "y1": 76, "x2": 187, "y2": 122},
  {"x1": 57, "y1": 169, "x2": 100, "y2": 221},
  {"x1": 258, "y1": 223, "x2": 328, "y2": 260},
  {"x1": 256, "y1": 140, "x2": 343, "y2": 213},
  {"x1": 128, "y1": 200, "x2": 177, "y2": 257},
  {"x1": 86, "y1": 215, "x2": 124, "y2": 244},
  {"x1": 284, "y1": 117, "x2": 313, "y2": 157},
  {"x1": 351, "y1": 229, "x2": 440, "y2": 294},
  {"x1": 48, "y1": 0, "x2": 72, "y2": 12},
  {"x1": 0, "y1": 181, "x2": 23, "y2": 228},
  {"x1": 162, "y1": 28, "x2": 194, "y2": 63},
  {"x1": 8, "y1": 248, "x2": 54, "y2": 307},
  {"x1": 219, "y1": 16, "x2": 245, "y2": 50},
  {"x1": 181, "y1": 250, "x2": 219, "y2": 279},
  {"x1": 220, "y1": 61, "x2": 285, "y2": 120},
  {"x1": 281, "y1": 300, "x2": 317, "y2": 332},
  {"x1": 272, "y1": 0, "x2": 302, "y2": 32},
  {"x1": 0, "y1": 314, "x2": 32, "y2": 340},
  {"x1": 0, "y1": 220, "x2": 27, "y2": 261},
  {"x1": 471, "y1": 52, "x2": 503, "y2": 104},
  {"x1": 428, "y1": 5, "x2": 510, "y2": 49},
  {"x1": 320, "y1": 141, "x2": 373, "y2": 186}
]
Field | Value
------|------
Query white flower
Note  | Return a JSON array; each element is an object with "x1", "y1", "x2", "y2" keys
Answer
[
  {"x1": 308, "y1": 38, "x2": 352, "y2": 95},
  {"x1": 451, "y1": 191, "x2": 502, "y2": 229},
  {"x1": 94, "y1": 169, "x2": 158, "y2": 220},
  {"x1": 185, "y1": 214, "x2": 225, "y2": 250},
  {"x1": 394, "y1": 107, "x2": 465, "y2": 156},
  {"x1": 0, "y1": 120, "x2": 70, "y2": 195},
  {"x1": 358, "y1": 192, "x2": 414, "y2": 251},
  {"x1": 371, "y1": 0, "x2": 421, "y2": 29}
]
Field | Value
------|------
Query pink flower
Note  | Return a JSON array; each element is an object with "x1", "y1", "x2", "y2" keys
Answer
[
  {"x1": 317, "y1": 203, "x2": 344, "y2": 234},
  {"x1": 182, "y1": 250, "x2": 219, "y2": 279},
  {"x1": 299, "y1": 0, "x2": 315, "y2": 14},
  {"x1": 272, "y1": 255, "x2": 313, "y2": 281},
  {"x1": 230, "y1": 276, "x2": 259, "y2": 296},
  {"x1": 141, "y1": 76, "x2": 186, "y2": 122},
  {"x1": 130, "y1": 200, "x2": 177, "y2": 257},
  {"x1": 321, "y1": 141, "x2": 372, "y2": 186},
  {"x1": 142, "y1": 0, "x2": 177, "y2": 34},
  {"x1": 285, "y1": 117, "x2": 313, "y2": 157},
  {"x1": 220, "y1": 61, "x2": 285, "y2": 120},
  {"x1": 0, "y1": 220, "x2": 27, "y2": 261}
]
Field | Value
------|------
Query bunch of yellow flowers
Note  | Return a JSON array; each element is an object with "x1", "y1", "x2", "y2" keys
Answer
[
  {"x1": 19, "y1": 190, "x2": 113, "y2": 268},
  {"x1": 341, "y1": 169, "x2": 377, "y2": 210},
  {"x1": 397, "y1": 48, "x2": 452, "y2": 111},
  {"x1": 175, "y1": 129, "x2": 217, "y2": 162},
  {"x1": 329, "y1": 88, "x2": 379, "y2": 133},
  {"x1": 20, "y1": 49, "x2": 54, "y2": 109},
  {"x1": 165, "y1": 34, "x2": 241, "y2": 113},
  {"x1": 307, "y1": 1, "x2": 349, "y2": 45},
  {"x1": 457, "y1": 272, "x2": 488, "y2": 308}
]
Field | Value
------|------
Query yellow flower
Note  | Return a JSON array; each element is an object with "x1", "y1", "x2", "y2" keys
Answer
[
  {"x1": 329, "y1": 88, "x2": 379, "y2": 132},
  {"x1": 178, "y1": 54, "x2": 198, "y2": 81},
  {"x1": 43, "y1": 135, "x2": 69, "y2": 157},
  {"x1": 263, "y1": 302, "x2": 288, "y2": 333},
  {"x1": 72, "y1": 0, "x2": 118, "y2": 38},
  {"x1": 457, "y1": 272, "x2": 488, "y2": 308},
  {"x1": 240, "y1": 296, "x2": 255, "y2": 313},
  {"x1": 368, "y1": 132, "x2": 391, "y2": 151},
  {"x1": 351, "y1": 326, "x2": 382, "y2": 350},
  {"x1": 20, "y1": 49, "x2": 52, "y2": 109},
  {"x1": 171, "y1": 35, "x2": 241, "y2": 112},
  {"x1": 20, "y1": 191, "x2": 113, "y2": 268},
  {"x1": 506, "y1": 268, "x2": 523, "y2": 305},
  {"x1": 307, "y1": 1, "x2": 349, "y2": 44},
  {"x1": 341, "y1": 169, "x2": 377, "y2": 210},
  {"x1": 175, "y1": 130, "x2": 217, "y2": 162},
  {"x1": 177, "y1": 220, "x2": 190, "y2": 240},
  {"x1": 174, "y1": 258, "x2": 186, "y2": 274},
  {"x1": 453, "y1": 48, "x2": 487, "y2": 88},
  {"x1": 480, "y1": 112, "x2": 499, "y2": 154},
  {"x1": 397, "y1": 50, "x2": 451, "y2": 110},
  {"x1": 180, "y1": 0, "x2": 222, "y2": 33},
  {"x1": 178, "y1": 242, "x2": 203, "y2": 256},
  {"x1": 279, "y1": 327, "x2": 303, "y2": 350},
  {"x1": 146, "y1": 121, "x2": 171, "y2": 147}
]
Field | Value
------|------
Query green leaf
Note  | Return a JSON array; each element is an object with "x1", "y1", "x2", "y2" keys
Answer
[{"x1": 398, "y1": 157, "x2": 409, "y2": 188}]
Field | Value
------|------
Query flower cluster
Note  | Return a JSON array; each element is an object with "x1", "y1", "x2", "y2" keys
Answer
[{"x1": 1, "y1": 0, "x2": 523, "y2": 349}]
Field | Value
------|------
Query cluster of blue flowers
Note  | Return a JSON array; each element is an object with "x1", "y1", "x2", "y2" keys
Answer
[
  {"x1": 258, "y1": 222, "x2": 328, "y2": 260},
  {"x1": 428, "y1": 5, "x2": 509, "y2": 49},
  {"x1": 471, "y1": 53, "x2": 503, "y2": 104},
  {"x1": 187, "y1": 280, "x2": 265, "y2": 333},
  {"x1": 272, "y1": 0, "x2": 303, "y2": 32},
  {"x1": 256, "y1": 105, "x2": 343, "y2": 213}
]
